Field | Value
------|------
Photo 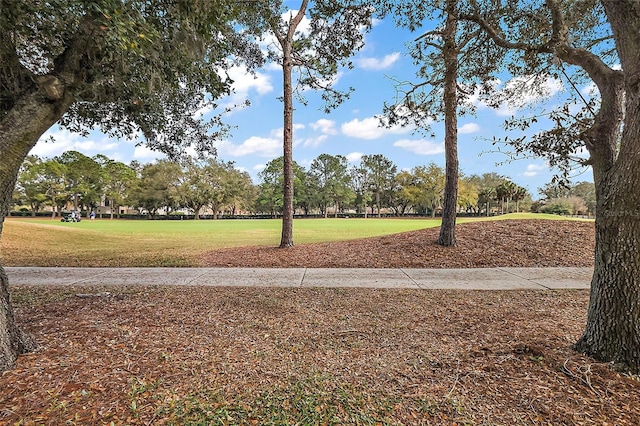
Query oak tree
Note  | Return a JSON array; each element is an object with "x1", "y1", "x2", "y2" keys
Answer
[
  {"x1": 309, "y1": 153, "x2": 352, "y2": 218},
  {"x1": 462, "y1": 0, "x2": 640, "y2": 372},
  {"x1": 361, "y1": 154, "x2": 397, "y2": 217},
  {"x1": 0, "y1": 0, "x2": 260, "y2": 372}
]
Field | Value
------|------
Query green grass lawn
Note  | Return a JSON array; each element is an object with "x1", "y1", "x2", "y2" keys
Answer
[{"x1": 1, "y1": 213, "x2": 587, "y2": 267}]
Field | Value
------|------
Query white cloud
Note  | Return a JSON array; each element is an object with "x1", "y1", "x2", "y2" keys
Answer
[
  {"x1": 263, "y1": 61, "x2": 282, "y2": 72},
  {"x1": 523, "y1": 163, "x2": 548, "y2": 177},
  {"x1": 357, "y1": 52, "x2": 401, "y2": 71},
  {"x1": 495, "y1": 104, "x2": 517, "y2": 117},
  {"x1": 341, "y1": 116, "x2": 410, "y2": 140},
  {"x1": 346, "y1": 152, "x2": 363, "y2": 163},
  {"x1": 580, "y1": 81, "x2": 599, "y2": 97},
  {"x1": 220, "y1": 66, "x2": 274, "y2": 109},
  {"x1": 133, "y1": 145, "x2": 163, "y2": 160},
  {"x1": 283, "y1": 10, "x2": 311, "y2": 34},
  {"x1": 521, "y1": 76, "x2": 560, "y2": 101},
  {"x1": 219, "y1": 136, "x2": 281, "y2": 158},
  {"x1": 302, "y1": 134, "x2": 328, "y2": 148},
  {"x1": 471, "y1": 76, "x2": 563, "y2": 117},
  {"x1": 465, "y1": 79, "x2": 501, "y2": 111},
  {"x1": 32, "y1": 127, "x2": 120, "y2": 158},
  {"x1": 253, "y1": 163, "x2": 266, "y2": 172},
  {"x1": 498, "y1": 76, "x2": 564, "y2": 115},
  {"x1": 193, "y1": 102, "x2": 216, "y2": 119},
  {"x1": 310, "y1": 119, "x2": 338, "y2": 135},
  {"x1": 458, "y1": 123, "x2": 480, "y2": 134},
  {"x1": 259, "y1": 10, "x2": 312, "y2": 57},
  {"x1": 304, "y1": 71, "x2": 344, "y2": 92},
  {"x1": 393, "y1": 139, "x2": 445, "y2": 155}
]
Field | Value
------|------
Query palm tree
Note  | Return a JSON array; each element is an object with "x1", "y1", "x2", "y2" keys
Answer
[
  {"x1": 477, "y1": 187, "x2": 495, "y2": 216},
  {"x1": 512, "y1": 186, "x2": 528, "y2": 213},
  {"x1": 496, "y1": 181, "x2": 517, "y2": 214}
]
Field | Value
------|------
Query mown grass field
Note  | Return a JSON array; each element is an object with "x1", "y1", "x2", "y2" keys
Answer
[{"x1": 1, "y1": 213, "x2": 587, "y2": 267}]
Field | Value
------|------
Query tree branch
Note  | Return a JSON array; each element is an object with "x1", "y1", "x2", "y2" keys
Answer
[{"x1": 287, "y1": 0, "x2": 309, "y2": 42}]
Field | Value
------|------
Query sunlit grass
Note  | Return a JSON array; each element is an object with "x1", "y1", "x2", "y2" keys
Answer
[{"x1": 1, "y1": 213, "x2": 588, "y2": 267}]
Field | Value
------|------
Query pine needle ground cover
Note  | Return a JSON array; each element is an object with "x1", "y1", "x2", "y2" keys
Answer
[{"x1": 3, "y1": 286, "x2": 639, "y2": 424}]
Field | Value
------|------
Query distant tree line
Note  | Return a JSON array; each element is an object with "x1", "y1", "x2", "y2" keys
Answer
[
  {"x1": 533, "y1": 181, "x2": 596, "y2": 217},
  {"x1": 10, "y1": 150, "x2": 552, "y2": 219},
  {"x1": 12, "y1": 150, "x2": 605, "y2": 219}
]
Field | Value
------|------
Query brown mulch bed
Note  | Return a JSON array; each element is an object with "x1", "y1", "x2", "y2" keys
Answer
[
  {"x1": 3, "y1": 219, "x2": 637, "y2": 425},
  {"x1": 201, "y1": 219, "x2": 595, "y2": 268},
  {"x1": 2, "y1": 286, "x2": 639, "y2": 425}
]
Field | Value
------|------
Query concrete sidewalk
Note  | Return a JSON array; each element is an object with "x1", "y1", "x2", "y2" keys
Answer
[{"x1": 5, "y1": 267, "x2": 593, "y2": 290}]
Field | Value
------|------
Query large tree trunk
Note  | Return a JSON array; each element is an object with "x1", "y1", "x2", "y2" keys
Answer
[
  {"x1": 574, "y1": 0, "x2": 640, "y2": 373},
  {"x1": 437, "y1": 0, "x2": 459, "y2": 247},
  {"x1": 0, "y1": 85, "x2": 73, "y2": 372},
  {"x1": 0, "y1": 269, "x2": 35, "y2": 373},
  {"x1": 576, "y1": 108, "x2": 640, "y2": 372},
  {"x1": 575, "y1": 186, "x2": 640, "y2": 372}
]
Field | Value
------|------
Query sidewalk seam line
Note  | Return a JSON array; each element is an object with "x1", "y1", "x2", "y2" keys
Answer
[
  {"x1": 188, "y1": 268, "x2": 212, "y2": 286},
  {"x1": 497, "y1": 267, "x2": 551, "y2": 290},
  {"x1": 73, "y1": 268, "x2": 110, "y2": 285},
  {"x1": 399, "y1": 268, "x2": 422, "y2": 289},
  {"x1": 299, "y1": 268, "x2": 307, "y2": 287}
]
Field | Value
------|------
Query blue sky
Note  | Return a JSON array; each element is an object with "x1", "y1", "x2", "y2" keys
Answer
[{"x1": 31, "y1": 9, "x2": 595, "y2": 199}]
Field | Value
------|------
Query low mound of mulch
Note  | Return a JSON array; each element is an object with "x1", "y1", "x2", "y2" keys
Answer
[{"x1": 200, "y1": 219, "x2": 595, "y2": 268}]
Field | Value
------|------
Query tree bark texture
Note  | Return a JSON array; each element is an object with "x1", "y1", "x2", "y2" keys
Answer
[
  {"x1": 276, "y1": 1, "x2": 308, "y2": 248},
  {"x1": 0, "y1": 12, "x2": 95, "y2": 372},
  {"x1": 437, "y1": 0, "x2": 459, "y2": 247},
  {"x1": 280, "y1": 38, "x2": 295, "y2": 248},
  {"x1": 574, "y1": 0, "x2": 640, "y2": 373},
  {"x1": 0, "y1": 86, "x2": 73, "y2": 372}
]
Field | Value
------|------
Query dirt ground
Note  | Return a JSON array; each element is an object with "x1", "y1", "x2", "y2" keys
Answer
[{"x1": 2, "y1": 219, "x2": 639, "y2": 425}]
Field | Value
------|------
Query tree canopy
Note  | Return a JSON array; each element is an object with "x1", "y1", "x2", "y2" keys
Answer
[{"x1": 1, "y1": 0, "x2": 263, "y2": 157}]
